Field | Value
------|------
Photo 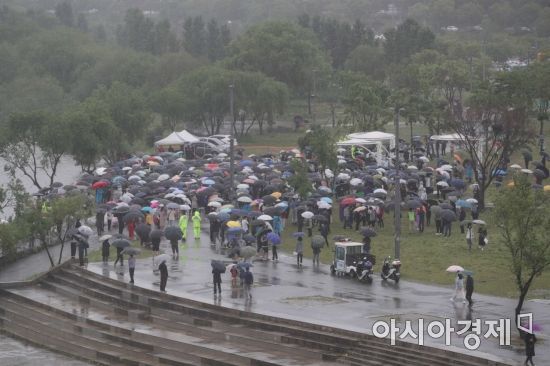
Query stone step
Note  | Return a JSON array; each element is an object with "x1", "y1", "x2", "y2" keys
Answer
[
  {"x1": 68, "y1": 266, "x2": 363, "y2": 344},
  {"x1": 352, "y1": 340, "x2": 479, "y2": 366},
  {"x1": 2, "y1": 288, "x2": 332, "y2": 366},
  {"x1": 61, "y1": 268, "x2": 357, "y2": 351},
  {"x1": 0, "y1": 316, "x2": 135, "y2": 366}
]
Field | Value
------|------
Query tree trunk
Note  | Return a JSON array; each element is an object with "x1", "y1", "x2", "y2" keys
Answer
[
  {"x1": 514, "y1": 274, "x2": 536, "y2": 334},
  {"x1": 40, "y1": 234, "x2": 55, "y2": 267}
]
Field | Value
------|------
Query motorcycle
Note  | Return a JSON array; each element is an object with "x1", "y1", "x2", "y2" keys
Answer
[
  {"x1": 381, "y1": 256, "x2": 401, "y2": 283},
  {"x1": 356, "y1": 257, "x2": 374, "y2": 283}
]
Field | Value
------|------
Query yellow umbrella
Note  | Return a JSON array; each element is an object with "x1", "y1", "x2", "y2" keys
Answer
[
  {"x1": 271, "y1": 192, "x2": 282, "y2": 199},
  {"x1": 544, "y1": 185, "x2": 550, "y2": 192},
  {"x1": 507, "y1": 181, "x2": 515, "y2": 187},
  {"x1": 226, "y1": 220, "x2": 241, "y2": 228}
]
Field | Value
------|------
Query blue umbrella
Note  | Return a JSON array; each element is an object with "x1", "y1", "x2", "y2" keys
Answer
[
  {"x1": 237, "y1": 262, "x2": 254, "y2": 270},
  {"x1": 320, "y1": 197, "x2": 333, "y2": 204},
  {"x1": 141, "y1": 206, "x2": 153, "y2": 213},
  {"x1": 230, "y1": 209, "x2": 248, "y2": 216},
  {"x1": 455, "y1": 199, "x2": 471, "y2": 208},
  {"x1": 217, "y1": 212, "x2": 230, "y2": 221},
  {"x1": 450, "y1": 179, "x2": 466, "y2": 189},
  {"x1": 292, "y1": 231, "x2": 305, "y2": 238},
  {"x1": 203, "y1": 179, "x2": 216, "y2": 185},
  {"x1": 239, "y1": 160, "x2": 254, "y2": 167},
  {"x1": 227, "y1": 227, "x2": 243, "y2": 235},
  {"x1": 267, "y1": 232, "x2": 281, "y2": 245}
]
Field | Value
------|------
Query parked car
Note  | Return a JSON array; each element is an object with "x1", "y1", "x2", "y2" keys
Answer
[
  {"x1": 198, "y1": 137, "x2": 230, "y2": 152},
  {"x1": 188, "y1": 141, "x2": 224, "y2": 158},
  {"x1": 210, "y1": 134, "x2": 238, "y2": 146}
]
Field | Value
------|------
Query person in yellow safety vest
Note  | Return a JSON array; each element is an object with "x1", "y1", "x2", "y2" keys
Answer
[
  {"x1": 351, "y1": 145, "x2": 357, "y2": 159},
  {"x1": 179, "y1": 212, "x2": 188, "y2": 242},
  {"x1": 192, "y1": 210, "x2": 202, "y2": 239},
  {"x1": 41, "y1": 201, "x2": 50, "y2": 213}
]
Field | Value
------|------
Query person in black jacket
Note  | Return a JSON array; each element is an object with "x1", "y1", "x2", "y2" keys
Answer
[
  {"x1": 524, "y1": 332, "x2": 537, "y2": 366},
  {"x1": 465, "y1": 274, "x2": 474, "y2": 307},
  {"x1": 212, "y1": 268, "x2": 222, "y2": 296},
  {"x1": 159, "y1": 260, "x2": 168, "y2": 292},
  {"x1": 101, "y1": 239, "x2": 110, "y2": 263}
]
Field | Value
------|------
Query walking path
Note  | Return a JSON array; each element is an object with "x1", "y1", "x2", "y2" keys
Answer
[{"x1": 1, "y1": 226, "x2": 548, "y2": 366}]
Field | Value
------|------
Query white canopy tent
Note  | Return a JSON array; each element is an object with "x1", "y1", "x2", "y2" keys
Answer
[
  {"x1": 430, "y1": 133, "x2": 467, "y2": 142},
  {"x1": 338, "y1": 131, "x2": 396, "y2": 167},
  {"x1": 154, "y1": 130, "x2": 199, "y2": 147}
]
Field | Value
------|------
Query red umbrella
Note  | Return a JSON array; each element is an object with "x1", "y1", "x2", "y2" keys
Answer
[
  {"x1": 206, "y1": 163, "x2": 219, "y2": 170},
  {"x1": 340, "y1": 197, "x2": 356, "y2": 206},
  {"x1": 92, "y1": 181, "x2": 109, "y2": 189}
]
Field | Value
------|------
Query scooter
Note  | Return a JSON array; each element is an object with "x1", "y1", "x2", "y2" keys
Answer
[
  {"x1": 381, "y1": 256, "x2": 401, "y2": 283},
  {"x1": 357, "y1": 257, "x2": 374, "y2": 283}
]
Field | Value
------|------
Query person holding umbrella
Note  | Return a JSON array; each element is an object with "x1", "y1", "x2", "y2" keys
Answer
[
  {"x1": 114, "y1": 244, "x2": 124, "y2": 267},
  {"x1": 451, "y1": 272, "x2": 466, "y2": 303},
  {"x1": 311, "y1": 235, "x2": 323, "y2": 266},
  {"x1": 211, "y1": 261, "x2": 223, "y2": 296},
  {"x1": 159, "y1": 259, "x2": 168, "y2": 292},
  {"x1": 524, "y1": 331, "x2": 537, "y2": 366},
  {"x1": 128, "y1": 254, "x2": 136, "y2": 284},
  {"x1": 295, "y1": 236, "x2": 304, "y2": 267},
  {"x1": 465, "y1": 223, "x2": 474, "y2": 251},
  {"x1": 192, "y1": 210, "x2": 202, "y2": 240},
  {"x1": 101, "y1": 236, "x2": 111, "y2": 263},
  {"x1": 243, "y1": 267, "x2": 253, "y2": 299}
]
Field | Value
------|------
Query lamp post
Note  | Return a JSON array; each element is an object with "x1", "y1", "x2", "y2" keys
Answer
[
  {"x1": 229, "y1": 84, "x2": 235, "y2": 203},
  {"x1": 394, "y1": 106, "x2": 403, "y2": 260}
]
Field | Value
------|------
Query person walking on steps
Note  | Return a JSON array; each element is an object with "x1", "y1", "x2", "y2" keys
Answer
[
  {"x1": 114, "y1": 246, "x2": 124, "y2": 267},
  {"x1": 465, "y1": 274, "x2": 474, "y2": 307},
  {"x1": 192, "y1": 210, "x2": 202, "y2": 240},
  {"x1": 244, "y1": 267, "x2": 253, "y2": 299},
  {"x1": 295, "y1": 236, "x2": 304, "y2": 267},
  {"x1": 128, "y1": 254, "x2": 136, "y2": 284},
  {"x1": 159, "y1": 260, "x2": 168, "y2": 292},
  {"x1": 212, "y1": 268, "x2": 222, "y2": 296}
]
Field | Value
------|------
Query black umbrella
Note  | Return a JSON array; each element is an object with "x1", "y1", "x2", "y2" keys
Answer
[
  {"x1": 332, "y1": 235, "x2": 348, "y2": 241},
  {"x1": 311, "y1": 235, "x2": 325, "y2": 249},
  {"x1": 112, "y1": 238, "x2": 131, "y2": 249},
  {"x1": 261, "y1": 195, "x2": 277, "y2": 205},
  {"x1": 113, "y1": 206, "x2": 130, "y2": 214},
  {"x1": 360, "y1": 227, "x2": 377, "y2": 238},
  {"x1": 243, "y1": 234, "x2": 256, "y2": 243},
  {"x1": 164, "y1": 226, "x2": 183, "y2": 241},
  {"x1": 439, "y1": 202, "x2": 453, "y2": 210},
  {"x1": 150, "y1": 229, "x2": 163, "y2": 240},
  {"x1": 135, "y1": 223, "x2": 151, "y2": 240},
  {"x1": 440, "y1": 209, "x2": 457, "y2": 222},
  {"x1": 405, "y1": 200, "x2": 422, "y2": 209},
  {"x1": 533, "y1": 169, "x2": 545, "y2": 179},
  {"x1": 211, "y1": 260, "x2": 226, "y2": 273},
  {"x1": 123, "y1": 210, "x2": 144, "y2": 223},
  {"x1": 312, "y1": 214, "x2": 328, "y2": 222},
  {"x1": 263, "y1": 207, "x2": 283, "y2": 216}
]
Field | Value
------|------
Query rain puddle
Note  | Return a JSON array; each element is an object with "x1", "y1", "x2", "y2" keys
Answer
[{"x1": 280, "y1": 295, "x2": 346, "y2": 306}]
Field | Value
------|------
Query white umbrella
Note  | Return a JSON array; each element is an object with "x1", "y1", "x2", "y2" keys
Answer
[
  {"x1": 78, "y1": 225, "x2": 94, "y2": 237},
  {"x1": 324, "y1": 169, "x2": 334, "y2": 179},
  {"x1": 208, "y1": 201, "x2": 222, "y2": 208},
  {"x1": 258, "y1": 214, "x2": 273, "y2": 221},
  {"x1": 180, "y1": 204, "x2": 191, "y2": 211},
  {"x1": 353, "y1": 206, "x2": 367, "y2": 212},
  {"x1": 510, "y1": 164, "x2": 522, "y2": 169},
  {"x1": 95, "y1": 167, "x2": 107, "y2": 176},
  {"x1": 418, "y1": 156, "x2": 430, "y2": 162},
  {"x1": 154, "y1": 254, "x2": 171, "y2": 264},
  {"x1": 472, "y1": 219, "x2": 486, "y2": 225},
  {"x1": 237, "y1": 183, "x2": 250, "y2": 190},
  {"x1": 350, "y1": 178, "x2": 363, "y2": 186},
  {"x1": 440, "y1": 164, "x2": 453, "y2": 171},
  {"x1": 355, "y1": 198, "x2": 367, "y2": 204},
  {"x1": 407, "y1": 165, "x2": 418, "y2": 171},
  {"x1": 521, "y1": 169, "x2": 533, "y2": 174},
  {"x1": 373, "y1": 188, "x2": 387, "y2": 195},
  {"x1": 99, "y1": 234, "x2": 112, "y2": 242},
  {"x1": 436, "y1": 181, "x2": 449, "y2": 187},
  {"x1": 301, "y1": 211, "x2": 314, "y2": 219},
  {"x1": 446, "y1": 265, "x2": 464, "y2": 273},
  {"x1": 237, "y1": 196, "x2": 253, "y2": 203},
  {"x1": 337, "y1": 173, "x2": 350, "y2": 181},
  {"x1": 466, "y1": 198, "x2": 478, "y2": 204},
  {"x1": 217, "y1": 153, "x2": 228, "y2": 158},
  {"x1": 158, "y1": 174, "x2": 170, "y2": 181},
  {"x1": 317, "y1": 202, "x2": 331, "y2": 209}
]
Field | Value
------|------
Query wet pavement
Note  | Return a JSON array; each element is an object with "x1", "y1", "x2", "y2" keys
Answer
[
  {"x1": 2, "y1": 225, "x2": 549, "y2": 365},
  {"x1": 81, "y1": 230, "x2": 549, "y2": 366}
]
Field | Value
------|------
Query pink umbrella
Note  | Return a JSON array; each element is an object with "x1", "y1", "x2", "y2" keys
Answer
[{"x1": 446, "y1": 265, "x2": 464, "y2": 273}]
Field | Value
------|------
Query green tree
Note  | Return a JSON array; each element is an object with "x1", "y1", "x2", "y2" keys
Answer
[
  {"x1": 0, "y1": 112, "x2": 71, "y2": 190},
  {"x1": 494, "y1": 174, "x2": 550, "y2": 327},
  {"x1": 288, "y1": 160, "x2": 313, "y2": 199},
  {"x1": 383, "y1": 19, "x2": 435, "y2": 65},
  {"x1": 345, "y1": 44, "x2": 386, "y2": 80},
  {"x1": 228, "y1": 21, "x2": 330, "y2": 93},
  {"x1": 297, "y1": 127, "x2": 337, "y2": 176},
  {"x1": 150, "y1": 86, "x2": 186, "y2": 132},
  {"x1": 116, "y1": 8, "x2": 154, "y2": 53},
  {"x1": 55, "y1": 1, "x2": 74, "y2": 28},
  {"x1": 177, "y1": 66, "x2": 231, "y2": 135},
  {"x1": 183, "y1": 16, "x2": 206, "y2": 57}
]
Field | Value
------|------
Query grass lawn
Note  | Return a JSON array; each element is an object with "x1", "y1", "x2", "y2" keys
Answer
[
  {"x1": 87, "y1": 240, "x2": 155, "y2": 263},
  {"x1": 279, "y1": 206, "x2": 550, "y2": 299}
]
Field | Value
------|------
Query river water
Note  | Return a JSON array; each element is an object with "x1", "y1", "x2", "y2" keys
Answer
[{"x1": 0, "y1": 155, "x2": 82, "y2": 220}]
